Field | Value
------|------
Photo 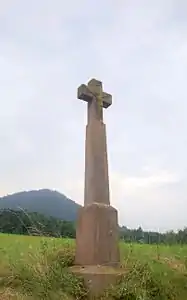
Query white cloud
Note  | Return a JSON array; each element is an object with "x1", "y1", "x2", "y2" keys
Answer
[{"x1": 111, "y1": 169, "x2": 180, "y2": 195}]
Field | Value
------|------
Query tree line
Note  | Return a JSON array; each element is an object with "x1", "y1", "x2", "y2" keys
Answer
[
  {"x1": 0, "y1": 209, "x2": 76, "y2": 238},
  {"x1": 120, "y1": 226, "x2": 187, "y2": 245},
  {"x1": 1, "y1": 209, "x2": 187, "y2": 244}
]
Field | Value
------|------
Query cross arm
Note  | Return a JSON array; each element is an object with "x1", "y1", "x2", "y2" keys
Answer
[
  {"x1": 77, "y1": 84, "x2": 94, "y2": 102},
  {"x1": 102, "y1": 92, "x2": 112, "y2": 108}
]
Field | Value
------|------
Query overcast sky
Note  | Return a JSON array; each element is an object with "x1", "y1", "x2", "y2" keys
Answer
[{"x1": 0, "y1": 0, "x2": 187, "y2": 232}]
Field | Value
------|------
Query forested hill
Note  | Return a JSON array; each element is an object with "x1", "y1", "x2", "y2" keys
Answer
[{"x1": 0, "y1": 189, "x2": 81, "y2": 221}]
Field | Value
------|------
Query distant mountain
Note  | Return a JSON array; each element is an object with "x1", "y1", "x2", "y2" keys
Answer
[{"x1": 0, "y1": 189, "x2": 81, "y2": 221}]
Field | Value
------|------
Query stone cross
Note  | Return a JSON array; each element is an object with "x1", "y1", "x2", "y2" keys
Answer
[
  {"x1": 78, "y1": 78, "x2": 112, "y2": 123},
  {"x1": 75, "y1": 78, "x2": 120, "y2": 268},
  {"x1": 77, "y1": 79, "x2": 112, "y2": 206}
]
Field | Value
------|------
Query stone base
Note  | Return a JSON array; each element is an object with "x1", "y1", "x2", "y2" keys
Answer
[
  {"x1": 75, "y1": 203, "x2": 120, "y2": 266},
  {"x1": 69, "y1": 265, "x2": 126, "y2": 298}
]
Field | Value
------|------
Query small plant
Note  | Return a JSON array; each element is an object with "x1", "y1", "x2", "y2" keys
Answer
[{"x1": 103, "y1": 262, "x2": 175, "y2": 300}]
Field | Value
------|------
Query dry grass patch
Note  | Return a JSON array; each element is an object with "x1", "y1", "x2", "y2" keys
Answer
[{"x1": 160, "y1": 256, "x2": 186, "y2": 273}]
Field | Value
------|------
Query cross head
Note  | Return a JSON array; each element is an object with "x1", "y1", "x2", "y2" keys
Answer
[{"x1": 77, "y1": 78, "x2": 112, "y2": 109}]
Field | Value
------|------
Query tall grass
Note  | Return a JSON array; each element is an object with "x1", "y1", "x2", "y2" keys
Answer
[
  {"x1": 1, "y1": 235, "x2": 187, "y2": 299},
  {"x1": 0, "y1": 238, "x2": 87, "y2": 299}
]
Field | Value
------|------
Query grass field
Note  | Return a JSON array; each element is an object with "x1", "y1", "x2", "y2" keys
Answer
[{"x1": 1, "y1": 234, "x2": 187, "y2": 299}]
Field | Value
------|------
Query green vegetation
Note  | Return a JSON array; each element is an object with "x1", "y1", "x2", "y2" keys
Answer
[
  {"x1": 1, "y1": 190, "x2": 187, "y2": 298},
  {"x1": 1, "y1": 189, "x2": 187, "y2": 245},
  {"x1": 1, "y1": 235, "x2": 187, "y2": 299},
  {"x1": 1, "y1": 209, "x2": 187, "y2": 246},
  {"x1": 0, "y1": 209, "x2": 76, "y2": 238}
]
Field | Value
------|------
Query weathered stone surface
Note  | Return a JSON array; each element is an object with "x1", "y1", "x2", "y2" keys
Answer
[
  {"x1": 77, "y1": 84, "x2": 93, "y2": 103},
  {"x1": 87, "y1": 78, "x2": 103, "y2": 96},
  {"x1": 77, "y1": 78, "x2": 112, "y2": 108},
  {"x1": 102, "y1": 91, "x2": 112, "y2": 108},
  {"x1": 84, "y1": 121, "x2": 110, "y2": 206},
  {"x1": 69, "y1": 265, "x2": 126, "y2": 298},
  {"x1": 75, "y1": 203, "x2": 120, "y2": 266}
]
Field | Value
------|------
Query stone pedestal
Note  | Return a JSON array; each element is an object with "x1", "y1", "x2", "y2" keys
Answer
[
  {"x1": 75, "y1": 203, "x2": 120, "y2": 266},
  {"x1": 70, "y1": 265, "x2": 126, "y2": 298}
]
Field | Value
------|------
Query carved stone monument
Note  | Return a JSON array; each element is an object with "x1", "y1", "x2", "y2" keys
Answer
[{"x1": 70, "y1": 79, "x2": 123, "y2": 297}]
